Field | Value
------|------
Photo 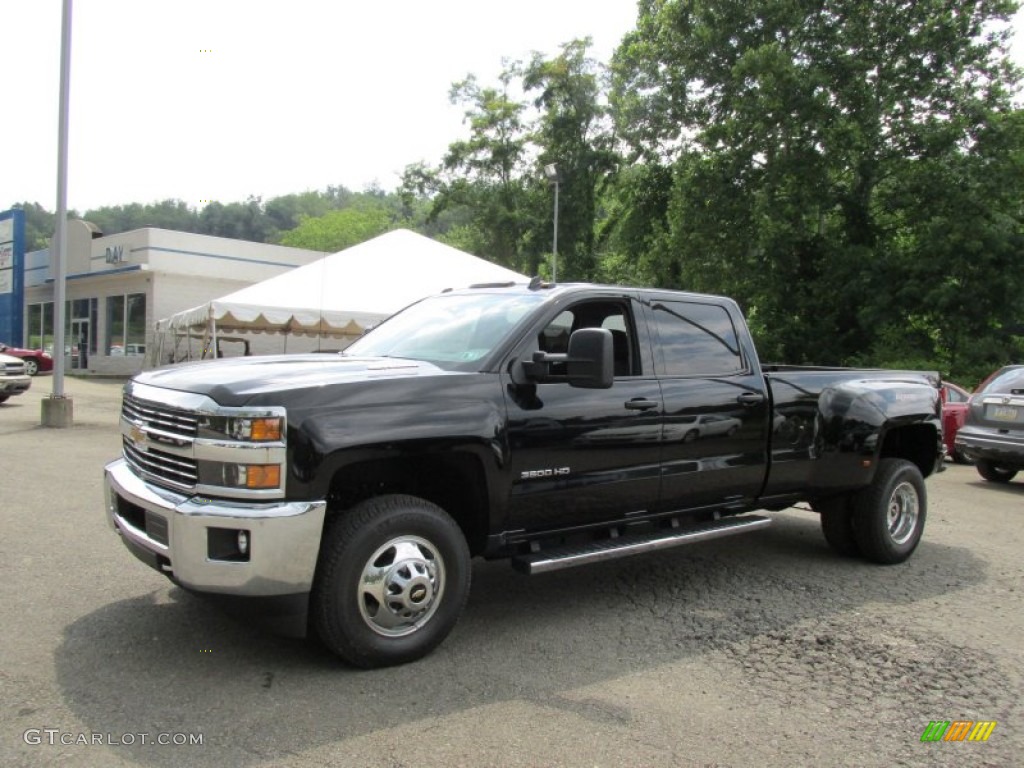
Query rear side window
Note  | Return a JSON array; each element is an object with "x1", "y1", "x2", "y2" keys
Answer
[
  {"x1": 650, "y1": 300, "x2": 743, "y2": 376},
  {"x1": 980, "y1": 367, "x2": 1024, "y2": 395},
  {"x1": 944, "y1": 384, "x2": 968, "y2": 403}
]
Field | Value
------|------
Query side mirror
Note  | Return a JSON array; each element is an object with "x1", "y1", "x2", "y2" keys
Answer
[{"x1": 520, "y1": 327, "x2": 614, "y2": 389}]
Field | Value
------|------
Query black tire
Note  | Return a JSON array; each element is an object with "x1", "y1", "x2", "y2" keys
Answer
[
  {"x1": 976, "y1": 459, "x2": 1018, "y2": 483},
  {"x1": 23, "y1": 359, "x2": 38, "y2": 376},
  {"x1": 852, "y1": 459, "x2": 927, "y2": 565},
  {"x1": 950, "y1": 447, "x2": 974, "y2": 465},
  {"x1": 0, "y1": 395, "x2": 8, "y2": 404},
  {"x1": 312, "y1": 494, "x2": 471, "y2": 668},
  {"x1": 814, "y1": 496, "x2": 861, "y2": 557}
]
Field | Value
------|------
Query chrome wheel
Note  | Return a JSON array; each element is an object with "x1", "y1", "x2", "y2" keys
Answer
[
  {"x1": 357, "y1": 535, "x2": 445, "y2": 637},
  {"x1": 886, "y1": 481, "x2": 919, "y2": 545},
  {"x1": 852, "y1": 458, "x2": 927, "y2": 565},
  {"x1": 313, "y1": 494, "x2": 471, "y2": 667},
  {"x1": 24, "y1": 359, "x2": 38, "y2": 376}
]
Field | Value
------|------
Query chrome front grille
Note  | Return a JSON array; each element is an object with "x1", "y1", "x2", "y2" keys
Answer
[
  {"x1": 123, "y1": 393, "x2": 199, "y2": 438},
  {"x1": 3, "y1": 361, "x2": 25, "y2": 375},
  {"x1": 119, "y1": 381, "x2": 287, "y2": 500},
  {"x1": 123, "y1": 436, "x2": 198, "y2": 487}
]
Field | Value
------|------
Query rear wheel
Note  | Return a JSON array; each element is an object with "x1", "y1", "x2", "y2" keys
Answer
[
  {"x1": 814, "y1": 497, "x2": 860, "y2": 557},
  {"x1": 976, "y1": 460, "x2": 1018, "y2": 483},
  {"x1": 852, "y1": 459, "x2": 926, "y2": 564},
  {"x1": 312, "y1": 494, "x2": 471, "y2": 668}
]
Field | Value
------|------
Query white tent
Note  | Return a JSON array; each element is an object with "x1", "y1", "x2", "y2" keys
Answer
[{"x1": 158, "y1": 229, "x2": 527, "y2": 345}]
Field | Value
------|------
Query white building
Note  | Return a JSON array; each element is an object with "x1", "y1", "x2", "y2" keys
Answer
[{"x1": 23, "y1": 221, "x2": 325, "y2": 375}]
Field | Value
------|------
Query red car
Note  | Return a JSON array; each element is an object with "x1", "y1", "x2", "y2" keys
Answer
[
  {"x1": 941, "y1": 381, "x2": 972, "y2": 463},
  {"x1": 0, "y1": 343, "x2": 53, "y2": 376}
]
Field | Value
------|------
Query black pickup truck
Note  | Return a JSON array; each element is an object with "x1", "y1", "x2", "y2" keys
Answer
[{"x1": 105, "y1": 283, "x2": 943, "y2": 667}]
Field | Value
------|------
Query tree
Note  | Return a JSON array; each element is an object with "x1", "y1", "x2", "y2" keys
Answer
[
  {"x1": 10, "y1": 202, "x2": 57, "y2": 251},
  {"x1": 402, "y1": 41, "x2": 619, "y2": 278},
  {"x1": 84, "y1": 199, "x2": 199, "y2": 235},
  {"x1": 611, "y1": 0, "x2": 1024, "y2": 378},
  {"x1": 198, "y1": 197, "x2": 270, "y2": 242},
  {"x1": 264, "y1": 187, "x2": 355, "y2": 239},
  {"x1": 278, "y1": 204, "x2": 394, "y2": 252},
  {"x1": 524, "y1": 38, "x2": 618, "y2": 280},
  {"x1": 402, "y1": 68, "x2": 534, "y2": 271}
]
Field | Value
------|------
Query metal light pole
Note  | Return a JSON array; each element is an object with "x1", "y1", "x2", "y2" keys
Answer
[
  {"x1": 544, "y1": 163, "x2": 559, "y2": 283},
  {"x1": 42, "y1": 0, "x2": 74, "y2": 427}
]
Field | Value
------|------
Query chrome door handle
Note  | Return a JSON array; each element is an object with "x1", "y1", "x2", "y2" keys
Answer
[
  {"x1": 625, "y1": 398, "x2": 659, "y2": 411},
  {"x1": 737, "y1": 392, "x2": 765, "y2": 406}
]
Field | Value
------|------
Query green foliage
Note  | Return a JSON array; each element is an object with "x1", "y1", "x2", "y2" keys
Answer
[
  {"x1": 278, "y1": 205, "x2": 395, "y2": 252},
  {"x1": 402, "y1": 39, "x2": 615, "y2": 279},
  {"x1": 198, "y1": 197, "x2": 270, "y2": 242},
  {"x1": 608, "y1": 0, "x2": 1024, "y2": 381},
  {"x1": 402, "y1": 68, "x2": 533, "y2": 271},
  {"x1": 523, "y1": 39, "x2": 618, "y2": 280},
  {"x1": 11, "y1": 202, "x2": 57, "y2": 251},
  {"x1": 84, "y1": 199, "x2": 200, "y2": 236}
]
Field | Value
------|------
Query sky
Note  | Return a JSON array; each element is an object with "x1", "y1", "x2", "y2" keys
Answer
[
  {"x1": 3, "y1": 1, "x2": 1024, "y2": 214},
  {"x1": 1, "y1": 0, "x2": 639, "y2": 213}
]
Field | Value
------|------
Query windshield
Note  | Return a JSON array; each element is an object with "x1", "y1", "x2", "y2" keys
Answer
[{"x1": 343, "y1": 292, "x2": 545, "y2": 370}]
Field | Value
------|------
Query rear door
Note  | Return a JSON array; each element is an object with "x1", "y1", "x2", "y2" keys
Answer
[
  {"x1": 502, "y1": 293, "x2": 664, "y2": 533},
  {"x1": 643, "y1": 295, "x2": 770, "y2": 512}
]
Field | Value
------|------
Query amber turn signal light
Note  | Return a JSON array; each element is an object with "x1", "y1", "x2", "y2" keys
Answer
[
  {"x1": 249, "y1": 418, "x2": 282, "y2": 441},
  {"x1": 245, "y1": 464, "x2": 281, "y2": 489}
]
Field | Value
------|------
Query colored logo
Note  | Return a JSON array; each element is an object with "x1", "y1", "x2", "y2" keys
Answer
[{"x1": 921, "y1": 721, "x2": 997, "y2": 742}]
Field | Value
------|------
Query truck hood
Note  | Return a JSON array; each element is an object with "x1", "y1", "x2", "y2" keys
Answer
[{"x1": 133, "y1": 354, "x2": 454, "y2": 405}]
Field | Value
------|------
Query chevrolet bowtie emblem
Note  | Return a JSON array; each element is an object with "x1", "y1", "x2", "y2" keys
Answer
[{"x1": 129, "y1": 424, "x2": 148, "y2": 450}]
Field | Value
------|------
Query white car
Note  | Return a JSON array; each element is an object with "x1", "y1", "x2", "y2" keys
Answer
[{"x1": 0, "y1": 352, "x2": 32, "y2": 403}]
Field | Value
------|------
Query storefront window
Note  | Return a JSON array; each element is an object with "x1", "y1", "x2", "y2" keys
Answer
[
  {"x1": 106, "y1": 295, "x2": 124, "y2": 355},
  {"x1": 126, "y1": 294, "x2": 146, "y2": 356},
  {"x1": 106, "y1": 293, "x2": 146, "y2": 357},
  {"x1": 26, "y1": 302, "x2": 54, "y2": 351}
]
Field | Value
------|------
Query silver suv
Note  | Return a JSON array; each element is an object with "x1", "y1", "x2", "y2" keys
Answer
[
  {"x1": 0, "y1": 353, "x2": 31, "y2": 403},
  {"x1": 955, "y1": 364, "x2": 1024, "y2": 483}
]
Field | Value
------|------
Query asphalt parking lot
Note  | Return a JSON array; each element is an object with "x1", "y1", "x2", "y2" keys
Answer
[{"x1": 2, "y1": 376, "x2": 1022, "y2": 768}]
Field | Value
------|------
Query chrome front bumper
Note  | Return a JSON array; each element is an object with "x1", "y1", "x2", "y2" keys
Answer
[
  {"x1": 104, "y1": 458, "x2": 327, "y2": 596},
  {"x1": 0, "y1": 374, "x2": 30, "y2": 394}
]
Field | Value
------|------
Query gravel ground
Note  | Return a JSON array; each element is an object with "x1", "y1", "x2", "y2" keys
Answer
[{"x1": 1, "y1": 376, "x2": 1021, "y2": 768}]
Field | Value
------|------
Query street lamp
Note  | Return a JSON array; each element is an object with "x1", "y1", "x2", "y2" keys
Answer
[{"x1": 544, "y1": 163, "x2": 559, "y2": 283}]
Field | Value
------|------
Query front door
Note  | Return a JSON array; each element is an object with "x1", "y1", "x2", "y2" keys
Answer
[{"x1": 70, "y1": 318, "x2": 89, "y2": 370}]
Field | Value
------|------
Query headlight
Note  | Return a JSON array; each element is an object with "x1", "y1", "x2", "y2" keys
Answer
[
  {"x1": 230, "y1": 417, "x2": 282, "y2": 441},
  {"x1": 199, "y1": 416, "x2": 284, "y2": 442}
]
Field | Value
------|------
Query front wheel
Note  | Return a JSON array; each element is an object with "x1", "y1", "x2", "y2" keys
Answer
[
  {"x1": 312, "y1": 494, "x2": 471, "y2": 668},
  {"x1": 852, "y1": 459, "x2": 926, "y2": 565},
  {"x1": 23, "y1": 358, "x2": 39, "y2": 376},
  {"x1": 976, "y1": 459, "x2": 1018, "y2": 483}
]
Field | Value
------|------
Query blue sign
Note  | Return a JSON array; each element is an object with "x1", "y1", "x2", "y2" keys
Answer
[{"x1": 0, "y1": 209, "x2": 26, "y2": 346}]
